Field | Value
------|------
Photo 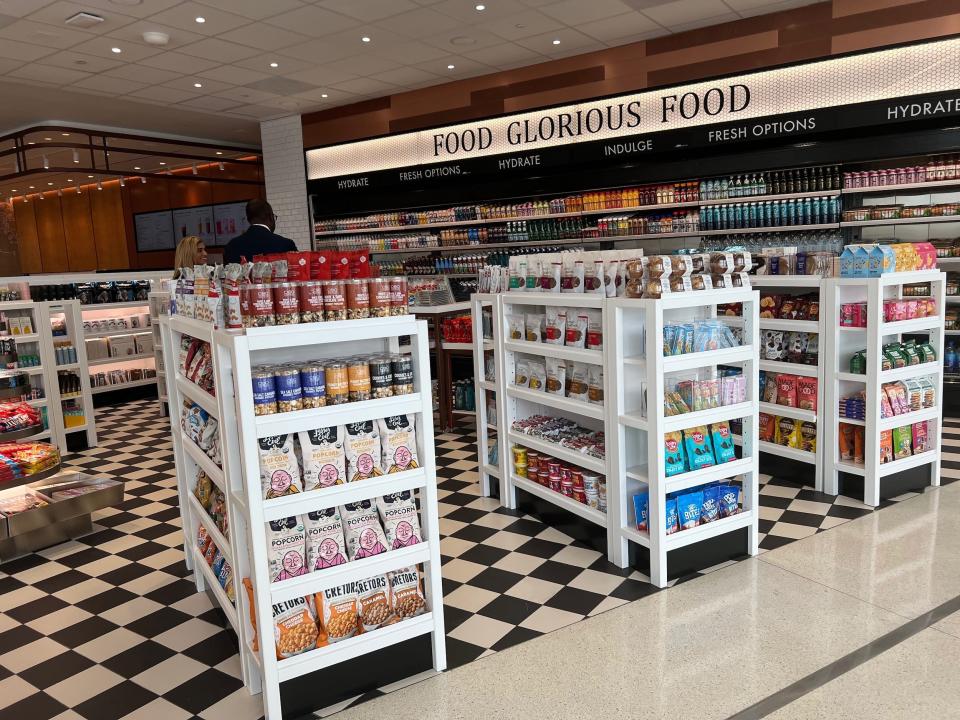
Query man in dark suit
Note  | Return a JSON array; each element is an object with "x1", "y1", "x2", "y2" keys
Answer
[{"x1": 223, "y1": 199, "x2": 297, "y2": 264}]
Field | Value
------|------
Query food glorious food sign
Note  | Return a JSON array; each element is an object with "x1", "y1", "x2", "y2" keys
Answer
[{"x1": 306, "y1": 37, "x2": 960, "y2": 182}]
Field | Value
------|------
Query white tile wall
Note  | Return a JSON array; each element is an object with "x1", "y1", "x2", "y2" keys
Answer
[{"x1": 260, "y1": 114, "x2": 311, "y2": 250}]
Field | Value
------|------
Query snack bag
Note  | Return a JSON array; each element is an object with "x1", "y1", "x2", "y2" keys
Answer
[
  {"x1": 298, "y1": 426, "x2": 346, "y2": 490},
  {"x1": 544, "y1": 307, "x2": 566, "y2": 345},
  {"x1": 341, "y1": 499, "x2": 389, "y2": 560},
  {"x1": 316, "y1": 582, "x2": 359, "y2": 644},
  {"x1": 514, "y1": 359, "x2": 530, "y2": 388},
  {"x1": 797, "y1": 376, "x2": 818, "y2": 412},
  {"x1": 195, "y1": 470, "x2": 213, "y2": 509},
  {"x1": 268, "y1": 516, "x2": 307, "y2": 582},
  {"x1": 304, "y1": 508, "x2": 347, "y2": 571},
  {"x1": 377, "y1": 490, "x2": 423, "y2": 550},
  {"x1": 525, "y1": 313, "x2": 544, "y2": 343},
  {"x1": 799, "y1": 422, "x2": 817, "y2": 453},
  {"x1": 272, "y1": 595, "x2": 321, "y2": 659},
  {"x1": 892, "y1": 426, "x2": 912, "y2": 460},
  {"x1": 388, "y1": 566, "x2": 427, "y2": 620},
  {"x1": 527, "y1": 360, "x2": 546, "y2": 392},
  {"x1": 633, "y1": 491, "x2": 649, "y2": 533},
  {"x1": 718, "y1": 485, "x2": 740, "y2": 518},
  {"x1": 759, "y1": 413, "x2": 776, "y2": 442},
  {"x1": 683, "y1": 426, "x2": 715, "y2": 470},
  {"x1": 710, "y1": 421, "x2": 736, "y2": 463},
  {"x1": 912, "y1": 421, "x2": 930, "y2": 453},
  {"x1": 776, "y1": 417, "x2": 799, "y2": 448},
  {"x1": 546, "y1": 358, "x2": 566, "y2": 395},
  {"x1": 377, "y1": 415, "x2": 420, "y2": 474},
  {"x1": 664, "y1": 498, "x2": 679, "y2": 534},
  {"x1": 701, "y1": 485, "x2": 720, "y2": 523},
  {"x1": 676, "y1": 491, "x2": 703, "y2": 530},
  {"x1": 566, "y1": 362, "x2": 589, "y2": 402},
  {"x1": 879, "y1": 429, "x2": 894, "y2": 464},
  {"x1": 762, "y1": 374, "x2": 779, "y2": 403},
  {"x1": 259, "y1": 434, "x2": 303, "y2": 499},
  {"x1": 664, "y1": 431, "x2": 686, "y2": 476},
  {"x1": 776, "y1": 374, "x2": 798, "y2": 408},
  {"x1": 356, "y1": 575, "x2": 391, "y2": 632},
  {"x1": 344, "y1": 421, "x2": 384, "y2": 481},
  {"x1": 565, "y1": 314, "x2": 587, "y2": 348},
  {"x1": 853, "y1": 425, "x2": 865, "y2": 464}
]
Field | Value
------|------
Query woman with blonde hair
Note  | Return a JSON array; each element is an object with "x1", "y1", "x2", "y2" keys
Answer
[{"x1": 172, "y1": 235, "x2": 207, "y2": 278}]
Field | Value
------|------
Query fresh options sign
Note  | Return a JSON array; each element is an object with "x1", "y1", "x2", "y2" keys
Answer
[{"x1": 306, "y1": 37, "x2": 960, "y2": 180}]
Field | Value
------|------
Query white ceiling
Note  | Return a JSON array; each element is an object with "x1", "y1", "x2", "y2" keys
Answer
[{"x1": 0, "y1": 0, "x2": 819, "y2": 142}]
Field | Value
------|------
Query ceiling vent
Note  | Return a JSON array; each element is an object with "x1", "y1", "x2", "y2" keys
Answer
[{"x1": 65, "y1": 12, "x2": 105, "y2": 29}]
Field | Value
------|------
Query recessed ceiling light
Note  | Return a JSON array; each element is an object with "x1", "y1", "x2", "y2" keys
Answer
[
  {"x1": 61, "y1": 133, "x2": 70, "y2": 137},
  {"x1": 28, "y1": 186, "x2": 34, "y2": 189},
  {"x1": 195, "y1": 16, "x2": 205, "y2": 23},
  {"x1": 47, "y1": 182, "x2": 53, "y2": 186},
  {"x1": 67, "y1": 179, "x2": 73, "y2": 182},
  {"x1": 158, "y1": 162, "x2": 165, "y2": 165},
  {"x1": 269, "y1": 62, "x2": 278, "y2": 68},
  {"x1": 475, "y1": 4, "x2": 485, "y2": 10},
  {"x1": 111, "y1": 47, "x2": 121, "y2": 53},
  {"x1": 87, "y1": 175, "x2": 94, "y2": 178},
  {"x1": 321, "y1": 93, "x2": 328, "y2": 98},
  {"x1": 215, "y1": 151, "x2": 223, "y2": 155},
  {"x1": 27, "y1": 141, "x2": 34, "y2": 145},
  {"x1": 133, "y1": 166, "x2": 140, "y2": 170},
  {"x1": 194, "y1": 82, "x2": 202, "y2": 87},
  {"x1": 552, "y1": 39, "x2": 560, "y2": 45},
  {"x1": 44, "y1": 137, "x2": 51, "y2": 141},
  {"x1": 447, "y1": 64, "x2": 455, "y2": 69},
  {"x1": 361, "y1": 36, "x2": 371, "y2": 42}
]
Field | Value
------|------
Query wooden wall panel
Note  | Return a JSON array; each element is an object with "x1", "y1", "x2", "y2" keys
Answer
[
  {"x1": 34, "y1": 194, "x2": 68, "y2": 272},
  {"x1": 59, "y1": 191, "x2": 98, "y2": 271},
  {"x1": 12, "y1": 200, "x2": 41, "y2": 274},
  {"x1": 89, "y1": 185, "x2": 128, "y2": 271}
]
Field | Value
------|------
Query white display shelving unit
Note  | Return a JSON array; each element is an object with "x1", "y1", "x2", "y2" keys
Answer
[
  {"x1": 1, "y1": 300, "x2": 53, "y2": 444},
  {"x1": 82, "y1": 298, "x2": 157, "y2": 396},
  {"x1": 751, "y1": 275, "x2": 826, "y2": 490},
  {"x1": 607, "y1": 287, "x2": 760, "y2": 587},
  {"x1": 823, "y1": 270, "x2": 945, "y2": 506},
  {"x1": 215, "y1": 315, "x2": 446, "y2": 720},
  {"x1": 498, "y1": 292, "x2": 616, "y2": 559},
  {"x1": 42, "y1": 300, "x2": 97, "y2": 448},
  {"x1": 149, "y1": 291, "x2": 171, "y2": 417},
  {"x1": 471, "y1": 293, "x2": 506, "y2": 498}
]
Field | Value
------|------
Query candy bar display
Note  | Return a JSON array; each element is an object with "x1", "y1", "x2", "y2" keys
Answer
[
  {"x1": 0, "y1": 442, "x2": 61, "y2": 485},
  {"x1": 511, "y1": 445, "x2": 606, "y2": 512},
  {"x1": 839, "y1": 298, "x2": 937, "y2": 327},
  {"x1": 510, "y1": 415, "x2": 604, "y2": 461},
  {"x1": 90, "y1": 367, "x2": 156, "y2": 390},
  {"x1": 633, "y1": 481, "x2": 742, "y2": 535},
  {"x1": 843, "y1": 156, "x2": 959, "y2": 188},
  {"x1": 848, "y1": 340, "x2": 937, "y2": 374},
  {"x1": 0, "y1": 402, "x2": 42, "y2": 436},
  {"x1": 762, "y1": 330, "x2": 818, "y2": 365},
  {"x1": 252, "y1": 354, "x2": 414, "y2": 416},
  {"x1": 514, "y1": 356, "x2": 603, "y2": 407},
  {"x1": 441, "y1": 314, "x2": 472, "y2": 343}
]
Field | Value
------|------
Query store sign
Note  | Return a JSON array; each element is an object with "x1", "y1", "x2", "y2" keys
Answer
[{"x1": 306, "y1": 38, "x2": 960, "y2": 182}]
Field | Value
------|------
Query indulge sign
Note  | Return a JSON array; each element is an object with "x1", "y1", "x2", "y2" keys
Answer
[{"x1": 306, "y1": 38, "x2": 960, "y2": 181}]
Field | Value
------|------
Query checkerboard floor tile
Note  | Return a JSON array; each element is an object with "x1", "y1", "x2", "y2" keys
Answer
[{"x1": 1, "y1": 398, "x2": 955, "y2": 720}]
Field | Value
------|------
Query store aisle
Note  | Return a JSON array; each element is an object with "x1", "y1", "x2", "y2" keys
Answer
[
  {"x1": 310, "y1": 481, "x2": 960, "y2": 720},
  {"x1": 0, "y1": 400, "x2": 955, "y2": 720}
]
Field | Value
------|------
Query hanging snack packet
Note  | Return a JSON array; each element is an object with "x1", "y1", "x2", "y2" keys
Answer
[
  {"x1": 912, "y1": 421, "x2": 930, "y2": 453},
  {"x1": 377, "y1": 490, "x2": 423, "y2": 550},
  {"x1": 527, "y1": 360, "x2": 546, "y2": 392},
  {"x1": 710, "y1": 421, "x2": 736, "y2": 463},
  {"x1": 683, "y1": 425, "x2": 715, "y2": 470},
  {"x1": 676, "y1": 491, "x2": 703, "y2": 530},
  {"x1": 316, "y1": 582, "x2": 359, "y2": 643},
  {"x1": 272, "y1": 595, "x2": 320, "y2": 659},
  {"x1": 356, "y1": 575, "x2": 392, "y2": 632},
  {"x1": 544, "y1": 307, "x2": 566, "y2": 345},
  {"x1": 633, "y1": 491, "x2": 649, "y2": 533},
  {"x1": 665, "y1": 498, "x2": 679, "y2": 534},
  {"x1": 341, "y1": 499, "x2": 389, "y2": 560},
  {"x1": 388, "y1": 567, "x2": 427, "y2": 619},
  {"x1": 664, "y1": 431, "x2": 686, "y2": 475},
  {"x1": 879, "y1": 429, "x2": 894, "y2": 464},
  {"x1": 304, "y1": 508, "x2": 348, "y2": 570},
  {"x1": 298, "y1": 426, "x2": 346, "y2": 491},
  {"x1": 267, "y1": 516, "x2": 307, "y2": 582},
  {"x1": 718, "y1": 485, "x2": 740, "y2": 518},
  {"x1": 701, "y1": 485, "x2": 720, "y2": 523},
  {"x1": 259, "y1": 434, "x2": 303, "y2": 499},
  {"x1": 525, "y1": 313, "x2": 544, "y2": 343},
  {"x1": 545, "y1": 357, "x2": 566, "y2": 395},
  {"x1": 344, "y1": 420, "x2": 383, "y2": 481},
  {"x1": 377, "y1": 416, "x2": 420, "y2": 474},
  {"x1": 892, "y1": 426, "x2": 912, "y2": 460}
]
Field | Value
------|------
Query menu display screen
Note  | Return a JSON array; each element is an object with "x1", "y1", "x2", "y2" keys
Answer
[{"x1": 134, "y1": 201, "x2": 250, "y2": 251}]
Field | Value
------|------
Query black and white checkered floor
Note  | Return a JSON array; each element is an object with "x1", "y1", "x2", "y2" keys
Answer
[{"x1": 1, "y1": 399, "x2": 956, "y2": 720}]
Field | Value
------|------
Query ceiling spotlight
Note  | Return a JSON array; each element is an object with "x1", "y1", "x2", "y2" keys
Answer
[
  {"x1": 193, "y1": 82, "x2": 202, "y2": 88},
  {"x1": 552, "y1": 38, "x2": 560, "y2": 45},
  {"x1": 133, "y1": 165, "x2": 140, "y2": 170},
  {"x1": 269, "y1": 62, "x2": 278, "y2": 68},
  {"x1": 76, "y1": 186, "x2": 81, "y2": 194},
  {"x1": 192, "y1": 163, "x2": 198, "y2": 174},
  {"x1": 447, "y1": 64, "x2": 455, "y2": 69},
  {"x1": 67, "y1": 179, "x2": 73, "y2": 182},
  {"x1": 42, "y1": 155, "x2": 49, "y2": 169},
  {"x1": 87, "y1": 174, "x2": 94, "y2": 178},
  {"x1": 28, "y1": 185, "x2": 34, "y2": 189},
  {"x1": 61, "y1": 133, "x2": 70, "y2": 137},
  {"x1": 44, "y1": 137, "x2": 51, "y2": 141},
  {"x1": 158, "y1": 162, "x2": 166, "y2": 166},
  {"x1": 195, "y1": 16, "x2": 205, "y2": 23},
  {"x1": 215, "y1": 151, "x2": 222, "y2": 155},
  {"x1": 218, "y1": 162, "x2": 224, "y2": 170},
  {"x1": 140, "y1": 176, "x2": 146, "y2": 184},
  {"x1": 321, "y1": 93, "x2": 328, "y2": 98},
  {"x1": 72, "y1": 150, "x2": 79, "y2": 163},
  {"x1": 10, "y1": 189, "x2": 16, "y2": 193},
  {"x1": 38, "y1": 193, "x2": 44, "y2": 200},
  {"x1": 475, "y1": 4, "x2": 485, "y2": 10},
  {"x1": 119, "y1": 177, "x2": 125, "y2": 187},
  {"x1": 111, "y1": 46, "x2": 121, "y2": 53},
  {"x1": 96, "y1": 181, "x2": 102, "y2": 191},
  {"x1": 47, "y1": 182, "x2": 53, "y2": 186},
  {"x1": 361, "y1": 36, "x2": 370, "y2": 42},
  {"x1": 27, "y1": 141, "x2": 34, "y2": 145}
]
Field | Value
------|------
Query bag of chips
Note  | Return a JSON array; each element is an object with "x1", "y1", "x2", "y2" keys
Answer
[
  {"x1": 676, "y1": 491, "x2": 703, "y2": 530},
  {"x1": 377, "y1": 490, "x2": 423, "y2": 550},
  {"x1": 341, "y1": 500, "x2": 388, "y2": 560},
  {"x1": 377, "y1": 415, "x2": 420, "y2": 474},
  {"x1": 272, "y1": 595, "x2": 321, "y2": 659},
  {"x1": 683, "y1": 425, "x2": 715, "y2": 470},
  {"x1": 664, "y1": 431, "x2": 686, "y2": 476},
  {"x1": 763, "y1": 330, "x2": 786, "y2": 360},
  {"x1": 759, "y1": 413, "x2": 776, "y2": 442},
  {"x1": 777, "y1": 417, "x2": 799, "y2": 447},
  {"x1": 259, "y1": 434, "x2": 303, "y2": 499},
  {"x1": 298, "y1": 426, "x2": 346, "y2": 491},
  {"x1": 710, "y1": 421, "x2": 736, "y2": 463},
  {"x1": 665, "y1": 497, "x2": 679, "y2": 534},
  {"x1": 304, "y1": 507, "x2": 347, "y2": 571},
  {"x1": 633, "y1": 491, "x2": 649, "y2": 533},
  {"x1": 195, "y1": 470, "x2": 213, "y2": 509},
  {"x1": 701, "y1": 485, "x2": 720, "y2": 523},
  {"x1": 776, "y1": 374, "x2": 798, "y2": 407},
  {"x1": 717, "y1": 485, "x2": 739, "y2": 517},
  {"x1": 267, "y1": 516, "x2": 307, "y2": 583},
  {"x1": 799, "y1": 422, "x2": 817, "y2": 453},
  {"x1": 316, "y1": 582, "x2": 359, "y2": 644},
  {"x1": 388, "y1": 566, "x2": 427, "y2": 620},
  {"x1": 344, "y1": 421, "x2": 383, "y2": 481},
  {"x1": 356, "y1": 575, "x2": 392, "y2": 632},
  {"x1": 797, "y1": 376, "x2": 818, "y2": 412}
]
